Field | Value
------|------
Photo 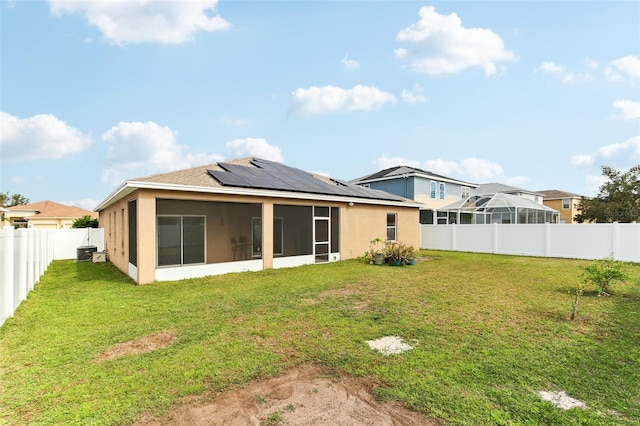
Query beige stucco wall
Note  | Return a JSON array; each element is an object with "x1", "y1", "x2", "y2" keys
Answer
[
  {"x1": 341, "y1": 203, "x2": 419, "y2": 258},
  {"x1": 99, "y1": 194, "x2": 132, "y2": 277},
  {"x1": 99, "y1": 189, "x2": 419, "y2": 284}
]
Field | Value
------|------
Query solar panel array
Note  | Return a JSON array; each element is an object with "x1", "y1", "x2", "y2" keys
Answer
[{"x1": 207, "y1": 159, "x2": 406, "y2": 202}]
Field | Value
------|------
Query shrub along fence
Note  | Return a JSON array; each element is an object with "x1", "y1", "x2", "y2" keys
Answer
[
  {"x1": 421, "y1": 222, "x2": 640, "y2": 263},
  {"x1": 0, "y1": 227, "x2": 105, "y2": 327}
]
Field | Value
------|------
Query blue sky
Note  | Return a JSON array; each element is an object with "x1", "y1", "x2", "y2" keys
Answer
[{"x1": 1, "y1": 1, "x2": 638, "y2": 210}]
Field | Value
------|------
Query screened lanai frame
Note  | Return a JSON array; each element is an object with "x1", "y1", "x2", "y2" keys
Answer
[{"x1": 434, "y1": 193, "x2": 559, "y2": 225}]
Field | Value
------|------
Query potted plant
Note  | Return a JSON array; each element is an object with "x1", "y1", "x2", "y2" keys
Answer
[
  {"x1": 367, "y1": 237, "x2": 386, "y2": 265},
  {"x1": 404, "y1": 245, "x2": 417, "y2": 265},
  {"x1": 383, "y1": 241, "x2": 402, "y2": 266}
]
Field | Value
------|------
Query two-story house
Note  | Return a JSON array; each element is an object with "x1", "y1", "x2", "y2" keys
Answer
[
  {"x1": 537, "y1": 190, "x2": 584, "y2": 223},
  {"x1": 350, "y1": 166, "x2": 478, "y2": 224}
]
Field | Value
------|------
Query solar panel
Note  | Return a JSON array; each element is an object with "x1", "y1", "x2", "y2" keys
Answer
[{"x1": 208, "y1": 159, "x2": 406, "y2": 202}]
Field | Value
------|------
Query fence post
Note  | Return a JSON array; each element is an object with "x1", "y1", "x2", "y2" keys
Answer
[
  {"x1": 451, "y1": 223, "x2": 457, "y2": 251},
  {"x1": 14, "y1": 229, "x2": 28, "y2": 310},
  {"x1": 544, "y1": 222, "x2": 550, "y2": 258},
  {"x1": 492, "y1": 223, "x2": 498, "y2": 254},
  {"x1": 1, "y1": 227, "x2": 15, "y2": 325},
  {"x1": 26, "y1": 229, "x2": 35, "y2": 291},
  {"x1": 611, "y1": 222, "x2": 619, "y2": 260}
]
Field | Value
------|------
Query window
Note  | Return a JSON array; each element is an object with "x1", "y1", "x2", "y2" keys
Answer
[
  {"x1": 461, "y1": 186, "x2": 470, "y2": 199},
  {"x1": 386, "y1": 213, "x2": 397, "y2": 241},
  {"x1": 562, "y1": 198, "x2": 570, "y2": 209},
  {"x1": 157, "y1": 215, "x2": 205, "y2": 267},
  {"x1": 430, "y1": 181, "x2": 437, "y2": 199},
  {"x1": 439, "y1": 182, "x2": 445, "y2": 200}
]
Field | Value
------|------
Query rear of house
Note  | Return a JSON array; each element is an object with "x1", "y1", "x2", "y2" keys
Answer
[{"x1": 95, "y1": 158, "x2": 420, "y2": 284}]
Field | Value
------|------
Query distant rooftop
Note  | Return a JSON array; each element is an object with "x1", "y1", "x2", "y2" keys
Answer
[
  {"x1": 537, "y1": 190, "x2": 584, "y2": 199},
  {"x1": 351, "y1": 165, "x2": 477, "y2": 187}
]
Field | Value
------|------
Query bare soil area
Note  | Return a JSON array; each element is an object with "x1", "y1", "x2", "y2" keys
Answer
[
  {"x1": 95, "y1": 331, "x2": 177, "y2": 363},
  {"x1": 134, "y1": 365, "x2": 439, "y2": 426}
]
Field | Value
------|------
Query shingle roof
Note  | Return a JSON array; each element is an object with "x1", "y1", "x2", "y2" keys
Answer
[
  {"x1": 537, "y1": 190, "x2": 584, "y2": 199},
  {"x1": 96, "y1": 157, "x2": 416, "y2": 209},
  {"x1": 8, "y1": 200, "x2": 97, "y2": 219},
  {"x1": 350, "y1": 165, "x2": 476, "y2": 186}
]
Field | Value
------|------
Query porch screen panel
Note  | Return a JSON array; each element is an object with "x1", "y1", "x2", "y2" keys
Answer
[
  {"x1": 183, "y1": 216, "x2": 205, "y2": 264},
  {"x1": 330, "y1": 207, "x2": 339, "y2": 253},
  {"x1": 158, "y1": 216, "x2": 181, "y2": 266},
  {"x1": 128, "y1": 199, "x2": 137, "y2": 266}
]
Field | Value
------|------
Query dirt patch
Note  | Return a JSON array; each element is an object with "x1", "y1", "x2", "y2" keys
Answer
[
  {"x1": 134, "y1": 365, "x2": 438, "y2": 425},
  {"x1": 538, "y1": 390, "x2": 587, "y2": 410},
  {"x1": 95, "y1": 331, "x2": 176, "y2": 363}
]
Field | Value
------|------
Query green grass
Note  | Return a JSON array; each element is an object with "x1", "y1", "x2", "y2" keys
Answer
[{"x1": 1, "y1": 251, "x2": 639, "y2": 425}]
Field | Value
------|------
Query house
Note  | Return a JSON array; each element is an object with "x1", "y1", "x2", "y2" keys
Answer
[
  {"x1": 94, "y1": 158, "x2": 421, "y2": 285},
  {"x1": 2, "y1": 200, "x2": 98, "y2": 229},
  {"x1": 537, "y1": 190, "x2": 584, "y2": 223},
  {"x1": 350, "y1": 166, "x2": 477, "y2": 224}
]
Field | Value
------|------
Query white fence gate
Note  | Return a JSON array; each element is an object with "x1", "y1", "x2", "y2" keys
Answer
[
  {"x1": 420, "y1": 223, "x2": 640, "y2": 263},
  {"x1": 0, "y1": 228, "x2": 105, "y2": 327}
]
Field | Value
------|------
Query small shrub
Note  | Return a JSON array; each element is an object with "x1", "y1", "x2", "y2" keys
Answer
[
  {"x1": 569, "y1": 282, "x2": 585, "y2": 320},
  {"x1": 580, "y1": 255, "x2": 629, "y2": 296}
]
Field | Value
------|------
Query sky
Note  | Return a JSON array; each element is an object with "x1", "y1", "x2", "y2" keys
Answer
[{"x1": 1, "y1": 0, "x2": 639, "y2": 211}]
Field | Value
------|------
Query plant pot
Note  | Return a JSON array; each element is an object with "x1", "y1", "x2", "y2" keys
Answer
[
  {"x1": 392, "y1": 258, "x2": 402, "y2": 266},
  {"x1": 374, "y1": 253, "x2": 385, "y2": 265},
  {"x1": 408, "y1": 257, "x2": 416, "y2": 265}
]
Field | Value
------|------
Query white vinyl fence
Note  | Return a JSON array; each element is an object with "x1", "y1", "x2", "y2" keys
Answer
[
  {"x1": 0, "y1": 227, "x2": 105, "y2": 327},
  {"x1": 421, "y1": 223, "x2": 640, "y2": 263}
]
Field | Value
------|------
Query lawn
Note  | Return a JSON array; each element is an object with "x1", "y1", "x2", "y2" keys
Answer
[{"x1": 1, "y1": 251, "x2": 639, "y2": 425}]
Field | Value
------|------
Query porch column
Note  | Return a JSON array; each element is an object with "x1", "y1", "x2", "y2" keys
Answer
[
  {"x1": 262, "y1": 201, "x2": 274, "y2": 269},
  {"x1": 137, "y1": 191, "x2": 156, "y2": 284}
]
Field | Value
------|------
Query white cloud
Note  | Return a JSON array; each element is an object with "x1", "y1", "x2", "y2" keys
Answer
[
  {"x1": 401, "y1": 84, "x2": 427, "y2": 104},
  {"x1": 571, "y1": 136, "x2": 640, "y2": 167},
  {"x1": 584, "y1": 58, "x2": 599, "y2": 69},
  {"x1": 101, "y1": 121, "x2": 222, "y2": 185},
  {"x1": 342, "y1": 53, "x2": 360, "y2": 70},
  {"x1": 291, "y1": 85, "x2": 396, "y2": 115},
  {"x1": 49, "y1": 0, "x2": 229, "y2": 46},
  {"x1": 224, "y1": 138, "x2": 283, "y2": 162},
  {"x1": 0, "y1": 112, "x2": 92, "y2": 162},
  {"x1": 605, "y1": 55, "x2": 640, "y2": 82},
  {"x1": 535, "y1": 61, "x2": 590, "y2": 84},
  {"x1": 395, "y1": 6, "x2": 516, "y2": 75},
  {"x1": 373, "y1": 156, "x2": 504, "y2": 182},
  {"x1": 612, "y1": 99, "x2": 640, "y2": 120}
]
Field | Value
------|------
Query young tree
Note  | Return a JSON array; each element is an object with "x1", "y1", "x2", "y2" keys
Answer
[{"x1": 576, "y1": 165, "x2": 640, "y2": 223}]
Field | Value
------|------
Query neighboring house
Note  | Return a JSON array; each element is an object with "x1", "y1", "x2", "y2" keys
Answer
[
  {"x1": 350, "y1": 166, "x2": 478, "y2": 224},
  {"x1": 2, "y1": 200, "x2": 98, "y2": 229},
  {"x1": 94, "y1": 158, "x2": 421, "y2": 285},
  {"x1": 537, "y1": 190, "x2": 584, "y2": 223},
  {"x1": 473, "y1": 183, "x2": 544, "y2": 203}
]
